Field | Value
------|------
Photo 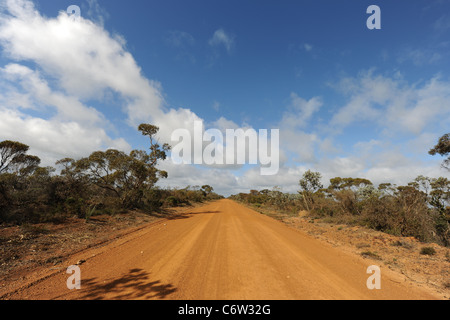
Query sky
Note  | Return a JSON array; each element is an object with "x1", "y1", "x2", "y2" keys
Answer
[{"x1": 0, "y1": 0, "x2": 449, "y2": 196}]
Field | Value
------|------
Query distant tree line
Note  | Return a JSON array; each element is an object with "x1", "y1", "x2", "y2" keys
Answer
[
  {"x1": 0, "y1": 124, "x2": 222, "y2": 224},
  {"x1": 230, "y1": 133, "x2": 450, "y2": 247}
]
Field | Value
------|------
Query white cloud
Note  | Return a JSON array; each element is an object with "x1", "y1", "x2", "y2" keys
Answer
[
  {"x1": 237, "y1": 165, "x2": 306, "y2": 194},
  {"x1": 85, "y1": 0, "x2": 110, "y2": 27},
  {"x1": 0, "y1": 61, "x2": 130, "y2": 166},
  {"x1": 0, "y1": 107, "x2": 130, "y2": 166},
  {"x1": 156, "y1": 160, "x2": 239, "y2": 196},
  {"x1": 0, "y1": 0, "x2": 165, "y2": 123},
  {"x1": 208, "y1": 28, "x2": 235, "y2": 54},
  {"x1": 0, "y1": 0, "x2": 200, "y2": 166},
  {"x1": 210, "y1": 116, "x2": 239, "y2": 132},
  {"x1": 281, "y1": 93, "x2": 322, "y2": 129},
  {"x1": 397, "y1": 48, "x2": 442, "y2": 66},
  {"x1": 277, "y1": 93, "x2": 322, "y2": 163},
  {"x1": 303, "y1": 43, "x2": 313, "y2": 52},
  {"x1": 329, "y1": 71, "x2": 450, "y2": 135},
  {"x1": 1, "y1": 63, "x2": 104, "y2": 125}
]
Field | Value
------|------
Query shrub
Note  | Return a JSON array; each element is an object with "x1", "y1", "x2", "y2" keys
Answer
[
  {"x1": 164, "y1": 196, "x2": 180, "y2": 207},
  {"x1": 142, "y1": 188, "x2": 163, "y2": 212},
  {"x1": 360, "y1": 251, "x2": 382, "y2": 260},
  {"x1": 420, "y1": 247, "x2": 436, "y2": 256}
]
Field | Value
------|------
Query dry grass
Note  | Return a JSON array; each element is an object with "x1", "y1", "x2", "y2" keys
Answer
[{"x1": 0, "y1": 211, "x2": 162, "y2": 287}]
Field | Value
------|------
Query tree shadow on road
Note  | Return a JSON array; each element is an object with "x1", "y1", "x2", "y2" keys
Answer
[
  {"x1": 164, "y1": 210, "x2": 221, "y2": 220},
  {"x1": 79, "y1": 268, "x2": 177, "y2": 300}
]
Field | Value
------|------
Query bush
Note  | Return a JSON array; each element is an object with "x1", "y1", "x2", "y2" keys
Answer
[
  {"x1": 64, "y1": 197, "x2": 85, "y2": 217},
  {"x1": 420, "y1": 247, "x2": 436, "y2": 256},
  {"x1": 360, "y1": 251, "x2": 382, "y2": 260},
  {"x1": 311, "y1": 195, "x2": 339, "y2": 217},
  {"x1": 164, "y1": 196, "x2": 180, "y2": 207},
  {"x1": 142, "y1": 188, "x2": 163, "y2": 212}
]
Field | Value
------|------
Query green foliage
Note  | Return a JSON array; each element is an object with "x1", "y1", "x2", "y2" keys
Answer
[
  {"x1": 299, "y1": 170, "x2": 323, "y2": 211},
  {"x1": 229, "y1": 187, "x2": 303, "y2": 217},
  {"x1": 0, "y1": 140, "x2": 35, "y2": 174},
  {"x1": 299, "y1": 170, "x2": 323, "y2": 193},
  {"x1": 64, "y1": 197, "x2": 85, "y2": 217},
  {"x1": 429, "y1": 133, "x2": 450, "y2": 171},
  {"x1": 85, "y1": 204, "x2": 97, "y2": 223},
  {"x1": 142, "y1": 187, "x2": 164, "y2": 211},
  {"x1": 164, "y1": 196, "x2": 180, "y2": 207}
]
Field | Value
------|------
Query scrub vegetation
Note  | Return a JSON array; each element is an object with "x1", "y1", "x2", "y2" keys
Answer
[
  {"x1": 231, "y1": 134, "x2": 450, "y2": 247},
  {"x1": 0, "y1": 124, "x2": 222, "y2": 225}
]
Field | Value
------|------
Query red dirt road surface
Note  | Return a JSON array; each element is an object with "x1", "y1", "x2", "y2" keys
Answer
[{"x1": 2, "y1": 199, "x2": 441, "y2": 300}]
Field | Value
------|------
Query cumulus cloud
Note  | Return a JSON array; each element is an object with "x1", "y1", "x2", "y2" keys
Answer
[
  {"x1": 329, "y1": 70, "x2": 450, "y2": 135},
  {"x1": 156, "y1": 159, "x2": 240, "y2": 196},
  {"x1": 281, "y1": 93, "x2": 322, "y2": 129},
  {"x1": 0, "y1": 0, "x2": 203, "y2": 166},
  {"x1": 0, "y1": 107, "x2": 130, "y2": 164},
  {"x1": 276, "y1": 93, "x2": 322, "y2": 163},
  {"x1": 0, "y1": 0, "x2": 275, "y2": 180},
  {"x1": 1, "y1": 63, "x2": 104, "y2": 125},
  {"x1": 0, "y1": 62, "x2": 130, "y2": 166},
  {"x1": 261, "y1": 71, "x2": 450, "y2": 195},
  {"x1": 0, "y1": 0, "x2": 167, "y2": 123}
]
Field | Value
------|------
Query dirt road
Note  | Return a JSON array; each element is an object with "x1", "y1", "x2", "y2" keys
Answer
[{"x1": 3, "y1": 199, "x2": 441, "y2": 300}]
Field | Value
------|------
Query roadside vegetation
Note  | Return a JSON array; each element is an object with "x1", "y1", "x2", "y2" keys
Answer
[
  {"x1": 0, "y1": 124, "x2": 222, "y2": 225},
  {"x1": 230, "y1": 133, "x2": 450, "y2": 247}
]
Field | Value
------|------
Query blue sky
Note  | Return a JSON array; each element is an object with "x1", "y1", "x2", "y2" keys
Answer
[{"x1": 0, "y1": 0, "x2": 449, "y2": 196}]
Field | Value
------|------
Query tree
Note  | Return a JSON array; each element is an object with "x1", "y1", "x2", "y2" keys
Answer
[
  {"x1": 413, "y1": 175, "x2": 432, "y2": 195},
  {"x1": 300, "y1": 170, "x2": 323, "y2": 193},
  {"x1": 201, "y1": 185, "x2": 213, "y2": 196},
  {"x1": 378, "y1": 183, "x2": 396, "y2": 196},
  {"x1": 430, "y1": 177, "x2": 450, "y2": 212},
  {"x1": 327, "y1": 177, "x2": 373, "y2": 215},
  {"x1": 138, "y1": 124, "x2": 171, "y2": 167},
  {"x1": 75, "y1": 149, "x2": 129, "y2": 199},
  {"x1": 71, "y1": 124, "x2": 171, "y2": 209},
  {"x1": 429, "y1": 177, "x2": 450, "y2": 245},
  {"x1": 429, "y1": 133, "x2": 450, "y2": 171},
  {"x1": 299, "y1": 170, "x2": 323, "y2": 211},
  {"x1": 395, "y1": 185, "x2": 435, "y2": 241},
  {"x1": 0, "y1": 140, "x2": 40, "y2": 175},
  {"x1": 329, "y1": 177, "x2": 372, "y2": 192},
  {"x1": 0, "y1": 141, "x2": 53, "y2": 222}
]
